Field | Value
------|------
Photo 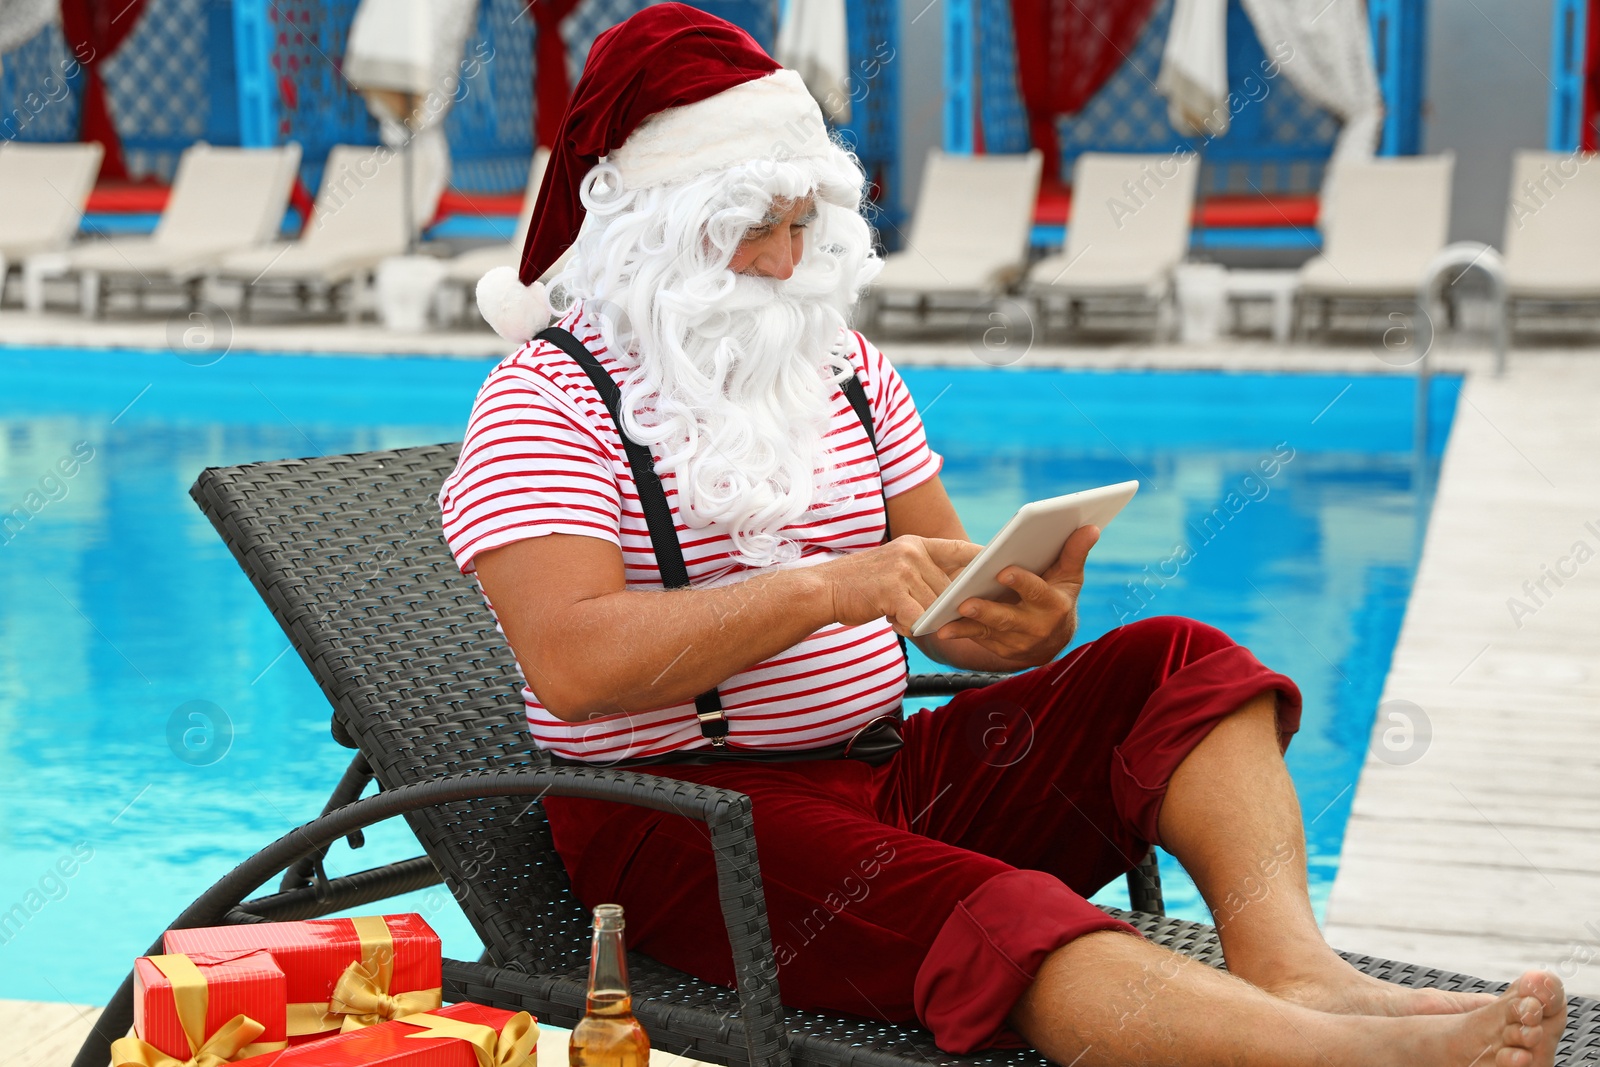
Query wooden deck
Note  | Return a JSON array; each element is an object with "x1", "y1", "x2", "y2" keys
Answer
[
  {"x1": 0, "y1": 1001, "x2": 716, "y2": 1067},
  {"x1": 1323, "y1": 350, "x2": 1600, "y2": 999},
  {"x1": 0, "y1": 1001, "x2": 101, "y2": 1067}
]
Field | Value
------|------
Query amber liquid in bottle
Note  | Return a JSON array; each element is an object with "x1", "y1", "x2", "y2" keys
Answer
[{"x1": 570, "y1": 904, "x2": 650, "y2": 1067}]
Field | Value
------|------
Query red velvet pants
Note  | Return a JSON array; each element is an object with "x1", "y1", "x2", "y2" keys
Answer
[{"x1": 543, "y1": 616, "x2": 1302, "y2": 1052}]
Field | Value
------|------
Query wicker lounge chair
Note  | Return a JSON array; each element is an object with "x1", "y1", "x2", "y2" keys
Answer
[
  {"x1": 865, "y1": 150, "x2": 1042, "y2": 326},
  {"x1": 72, "y1": 442, "x2": 1600, "y2": 1067},
  {"x1": 1297, "y1": 154, "x2": 1455, "y2": 334},
  {"x1": 1024, "y1": 152, "x2": 1200, "y2": 338},
  {"x1": 22, "y1": 144, "x2": 301, "y2": 317},
  {"x1": 1502, "y1": 150, "x2": 1600, "y2": 333},
  {"x1": 0, "y1": 141, "x2": 102, "y2": 304}
]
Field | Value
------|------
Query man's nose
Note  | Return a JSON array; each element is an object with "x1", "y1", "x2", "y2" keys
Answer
[{"x1": 755, "y1": 233, "x2": 796, "y2": 280}]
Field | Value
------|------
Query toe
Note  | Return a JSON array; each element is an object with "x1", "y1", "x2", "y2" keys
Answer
[
  {"x1": 1511, "y1": 971, "x2": 1565, "y2": 1017},
  {"x1": 1502, "y1": 1023, "x2": 1540, "y2": 1048},
  {"x1": 1496, "y1": 1046, "x2": 1532, "y2": 1067}
]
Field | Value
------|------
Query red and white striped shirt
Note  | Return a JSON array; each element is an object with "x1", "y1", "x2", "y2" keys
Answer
[{"x1": 439, "y1": 303, "x2": 943, "y2": 762}]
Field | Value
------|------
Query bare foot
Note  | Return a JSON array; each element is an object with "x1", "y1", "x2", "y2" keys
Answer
[
  {"x1": 1264, "y1": 957, "x2": 1498, "y2": 1017},
  {"x1": 1406, "y1": 970, "x2": 1566, "y2": 1067}
]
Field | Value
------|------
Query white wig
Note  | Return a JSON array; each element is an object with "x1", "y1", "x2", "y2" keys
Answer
[{"x1": 547, "y1": 140, "x2": 882, "y2": 568}]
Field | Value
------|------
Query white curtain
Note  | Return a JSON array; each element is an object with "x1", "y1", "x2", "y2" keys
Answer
[
  {"x1": 344, "y1": 0, "x2": 480, "y2": 223},
  {"x1": 1157, "y1": 0, "x2": 1231, "y2": 137},
  {"x1": 0, "y1": 0, "x2": 57, "y2": 58},
  {"x1": 1238, "y1": 0, "x2": 1384, "y2": 162},
  {"x1": 776, "y1": 0, "x2": 852, "y2": 124}
]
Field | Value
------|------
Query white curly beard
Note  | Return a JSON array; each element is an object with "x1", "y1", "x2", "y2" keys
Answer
[{"x1": 548, "y1": 148, "x2": 881, "y2": 569}]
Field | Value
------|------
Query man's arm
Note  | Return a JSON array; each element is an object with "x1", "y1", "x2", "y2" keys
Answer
[
  {"x1": 888, "y1": 476, "x2": 1096, "y2": 672},
  {"x1": 474, "y1": 528, "x2": 980, "y2": 722}
]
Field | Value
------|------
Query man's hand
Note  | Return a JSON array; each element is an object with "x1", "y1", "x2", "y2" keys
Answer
[
  {"x1": 932, "y1": 525, "x2": 1100, "y2": 666},
  {"x1": 817, "y1": 535, "x2": 983, "y2": 634}
]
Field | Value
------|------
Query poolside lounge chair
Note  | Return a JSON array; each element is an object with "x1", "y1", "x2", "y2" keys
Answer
[
  {"x1": 213, "y1": 144, "x2": 441, "y2": 321},
  {"x1": 22, "y1": 144, "x2": 301, "y2": 317},
  {"x1": 1025, "y1": 152, "x2": 1200, "y2": 338},
  {"x1": 865, "y1": 150, "x2": 1042, "y2": 325},
  {"x1": 1297, "y1": 154, "x2": 1455, "y2": 334},
  {"x1": 1502, "y1": 150, "x2": 1600, "y2": 333},
  {"x1": 0, "y1": 141, "x2": 102, "y2": 304},
  {"x1": 431, "y1": 148, "x2": 550, "y2": 327},
  {"x1": 71, "y1": 443, "x2": 1600, "y2": 1067}
]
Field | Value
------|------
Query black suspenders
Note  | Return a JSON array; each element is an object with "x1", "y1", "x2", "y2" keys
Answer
[{"x1": 536, "y1": 325, "x2": 887, "y2": 746}]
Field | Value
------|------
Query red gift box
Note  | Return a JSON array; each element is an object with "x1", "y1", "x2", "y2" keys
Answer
[
  {"x1": 128, "y1": 950, "x2": 288, "y2": 1062},
  {"x1": 232, "y1": 1001, "x2": 536, "y2": 1067},
  {"x1": 163, "y1": 914, "x2": 442, "y2": 1042}
]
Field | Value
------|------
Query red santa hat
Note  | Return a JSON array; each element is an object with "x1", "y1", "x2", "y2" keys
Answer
[{"x1": 477, "y1": 3, "x2": 836, "y2": 344}]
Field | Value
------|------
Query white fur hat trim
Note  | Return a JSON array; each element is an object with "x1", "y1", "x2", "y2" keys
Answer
[
  {"x1": 608, "y1": 69, "x2": 834, "y2": 191},
  {"x1": 476, "y1": 265, "x2": 551, "y2": 344}
]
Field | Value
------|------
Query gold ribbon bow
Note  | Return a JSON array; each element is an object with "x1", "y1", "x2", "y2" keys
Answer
[
  {"x1": 109, "y1": 954, "x2": 284, "y2": 1067},
  {"x1": 397, "y1": 1011, "x2": 538, "y2": 1067},
  {"x1": 328, "y1": 956, "x2": 445, "y2": 1031},
  {"x1": 284, "y1": 915, "x2": 442, "y2": 1035}
]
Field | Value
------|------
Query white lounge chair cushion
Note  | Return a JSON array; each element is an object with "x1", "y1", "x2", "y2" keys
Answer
[
  {"x1": 1027, "y1": 152, "x2": 1198, "y2": 298},
  {"x1": 442, "y1": 243, "x2": 518, "y2": 284},
  {"x1": 1298, "y1": 154, "x2": 1453, "y2": 297},
  {"x1": 1028, "y1": 252, "x2": 1169, "y2": 298},
  {"x1": 870, "y1": 150, "x2": 1042, "y2": 296},
  {"x1": 434, "y1": 148, "x2": 549, "y2": 285},
  {"x1": 0, "y1": 142, "x2": 103, "y2": 258},
  {"x1": 1298, "y1": 254, "x2": 1438, "y2": 296},
  {"x1": 874, "y1": 247, "x2": 1021, "y2": 294},
  {"x1": 218, "y1": 242, "x2": 389, "y2": 286},
  {"x1": 66, "y1": 237, "x2": 235, "y2": 280},
  {"x1": 218, "y1": 144, "x2": 440, "y2": 287},
  {"x1": 57, "y1": 145, "x2": 301, "y2": 281},
  {"x1": 1502, "y1": 151, "x2": 1600, "y2": 297}
]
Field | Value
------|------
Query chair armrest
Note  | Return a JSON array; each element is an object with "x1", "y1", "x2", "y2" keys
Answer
[
  {"x1": 906, "y1": 670, "x2": 1016, "y2": 696},
  {"x1": 73, "y1": 768, "x2": 789, "y2": 1067}
]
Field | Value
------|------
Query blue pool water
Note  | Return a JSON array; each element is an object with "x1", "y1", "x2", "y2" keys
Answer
[{"x1": 0, "y1": 345, "x2": 1458, "y2": 1004}]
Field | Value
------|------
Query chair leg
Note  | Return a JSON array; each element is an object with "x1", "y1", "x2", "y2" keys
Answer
[
  {"x1": 279, "y1": 752, "x2": 374, "y2": 892},
  {"x1": 80, "y1": 270, "x2": 101, "y2": 319},
  {"x1": 1126, "y1": 846, "x2": 1165, "y2": 915}
]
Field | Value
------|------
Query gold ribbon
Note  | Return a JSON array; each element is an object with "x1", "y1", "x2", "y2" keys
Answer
[
  {"x1": 397, "y1": 1011, "x2": 538, "y2": 1067},
  {"x1": 109, "y1": 954, "x2": 286, "y2": 1067},
  {"x1": 286, "y1": 915, "x2": 442, "y2": 1036},
  {"x1": 327, "y1": 959, "x2": 445, "y2": 1031}
]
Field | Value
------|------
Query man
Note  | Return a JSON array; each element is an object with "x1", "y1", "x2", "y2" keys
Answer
[{"x1": 441, "y1": 7, "x2": 1565, "y2": 1065}]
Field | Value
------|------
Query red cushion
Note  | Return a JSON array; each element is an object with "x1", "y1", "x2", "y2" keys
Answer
[
  {"x1": 85, "y1": 183, "x2": 169, "y2": 213},
  {"x1": 1034, "y1": 186, "x2": 1319, "y2": 229}
]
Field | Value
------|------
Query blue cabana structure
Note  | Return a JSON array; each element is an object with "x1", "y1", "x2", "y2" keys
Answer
[
  {"x1": 0, "y1": 0, "x2": 902, "y2": 235},
  {"x1": 1548, "y1": 0, "x2": 1596, "y2": 152},
  {"x1": 944, "y1": 0, "x2": 1428, "y2": 252}
]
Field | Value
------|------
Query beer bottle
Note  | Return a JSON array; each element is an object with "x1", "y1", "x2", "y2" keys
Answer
[{"x1": 570, "y1": 903, "x2": 650, "y2": 1067}]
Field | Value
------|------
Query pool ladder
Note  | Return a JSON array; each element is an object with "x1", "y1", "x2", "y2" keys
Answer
[{"x1": 1410, "y1": 242, "x2": 1509, "y2": 479}]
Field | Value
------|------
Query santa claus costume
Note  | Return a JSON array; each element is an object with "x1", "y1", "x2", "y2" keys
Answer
[{"x1": 440, "y1": 5, "x2": 1301, "y2": 1052}]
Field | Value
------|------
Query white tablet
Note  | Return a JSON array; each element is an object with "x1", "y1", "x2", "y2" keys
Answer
[{"x1": 910, "y1": 480, "x2": 1139, "y2": 638}]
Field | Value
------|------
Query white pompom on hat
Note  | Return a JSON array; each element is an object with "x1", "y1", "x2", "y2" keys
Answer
[
  {"x1": 475, "y1": 4, "x2": 832, "y2": 344},
  {"x1": 476, "y1": 266, "x2": 551, "y2": 346}
]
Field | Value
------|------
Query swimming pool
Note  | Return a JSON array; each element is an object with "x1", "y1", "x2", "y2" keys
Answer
[{"x1": 0, "y1": 344, "x2": 1459, "y2": 1004}]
